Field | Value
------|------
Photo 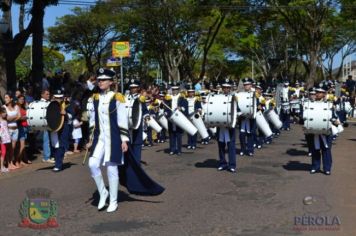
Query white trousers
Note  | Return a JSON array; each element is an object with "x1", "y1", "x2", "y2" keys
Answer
[{"x1": 88, "y1": 156, "x2": 118, "y2": 181}]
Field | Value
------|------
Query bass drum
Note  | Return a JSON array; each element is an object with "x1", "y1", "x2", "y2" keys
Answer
[
  {"x1": 204, "y1": 94, "x2": 237, "y2": 128},
  {"x1": 125, "y1": 97, "x2": 142, "y2": 130},
  {"x1": 303, "y1": 101, "x2": 332, "y2": 135},
  {"x1": 27, "y1": 100, "x2": 64, "y2": 132},
  {"x1": 236, "y1": 91, "x2": 256, "y2": 118}
]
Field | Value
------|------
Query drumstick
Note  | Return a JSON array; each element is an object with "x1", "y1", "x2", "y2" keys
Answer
[{"x1": 82, "y1": 126, "x2": 95, "y2": 165}]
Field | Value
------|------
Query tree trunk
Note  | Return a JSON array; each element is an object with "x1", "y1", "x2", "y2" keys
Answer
[
  {"x1": 2, "y1": 6, "x2": 17, "y2": 92},
  {"x1": 307, "y1": 49, "x2": 318, "y2": 89},
  {"x1": 31, "y1": 0, "x2": 45, "y2": 99}
]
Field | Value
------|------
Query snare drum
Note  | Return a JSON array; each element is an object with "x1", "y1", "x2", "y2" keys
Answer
[
  {"x1": 290, "y1": 100, "x2": 301, "y2": 113},
  {"x1": 27, "y1": 100, "x2": 64, "y2": 131},
  {"x1": 303, "y1": 101, "x2": 332, "y2": 135},
  {"x1": 204, "y1": 94, "x2": 237, "y2": 128},
  {"x1": 236, "y1": 91, "x2": 256, "y2": 118},
  {"x1": 281, "y1": 102, "x2": 290, "y2": 114}
]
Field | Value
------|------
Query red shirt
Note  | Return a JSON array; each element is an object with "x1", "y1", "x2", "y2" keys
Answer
[{"x1": 19, "y1": 107, "x2": 28, "y2": 127}]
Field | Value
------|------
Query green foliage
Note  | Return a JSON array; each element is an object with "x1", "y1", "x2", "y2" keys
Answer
[{"x1": 15, "y1": 45, "x2": 65, "y2": 80}]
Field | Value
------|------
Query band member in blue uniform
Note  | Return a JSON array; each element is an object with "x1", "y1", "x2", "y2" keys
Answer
[
  {"x1": 87, "y1": 68, "x2": 129, "y2": 213},
  {"x1": 186, "y1": 84, "x2": 202, "y2": 150},
  {"x1": 163, "y1": 82, "x2": 188, "y2": 156},
  {"x1": 217, "y1": 78, "x2": 237, "y2": 173},
  {"x1": 125, "y1": 79, "x2": 149, "y2": 163},
  {"x1": 310, "y1": 82, "x2": 339, "y2": 175},
  {"x1": 238, "y1": 78, "x2": 256, "y2": 157},
  {"x1": 305, "y1": 88, "x2": 316, "y2": 157},
  {"x1": 157, "y1": 93, "x2": 167, "y2": 143},
  {"x1": 51, "y1": 89, "x2": 72, "y2": 172},
  {"x1": 280, "y1": 81, "x2": 293, "y2": 131}
]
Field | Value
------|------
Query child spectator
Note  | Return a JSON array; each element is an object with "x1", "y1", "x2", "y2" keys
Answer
[
  {"x1": 72, "y1": 115, "x2": 83, "y2": 153},
  {"x1": 0, "y1": 107, "x2": 11, "y2": 172}
]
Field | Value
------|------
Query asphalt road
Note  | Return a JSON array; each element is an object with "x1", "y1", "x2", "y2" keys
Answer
[{"x1": 0, "y1": 123, "x2": 355, "y2": 236}]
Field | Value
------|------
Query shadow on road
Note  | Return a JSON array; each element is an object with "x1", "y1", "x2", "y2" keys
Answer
[
  {"x1": 286, "y1": 148, "x2": 309, "y2": 156},
  {"x1": 195, "y1": 159, "x2": 219, "y2": 168},
  {"x1": 348, "y1": 139, "x2": 356, "y2": 142},
  {"x1": 87, "y1": 190, "x2": 163, "y2": 207},
  {"x1": 36, "y1": 162, "x2": 77, "y2": 171},
  {"x1": 283, "y1": 161, "x2": 311, "y2": 171}
]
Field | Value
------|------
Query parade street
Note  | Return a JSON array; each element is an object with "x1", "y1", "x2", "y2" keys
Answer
[{"x1": 0, "y1": 123, "x2": 355, "y2": 236}]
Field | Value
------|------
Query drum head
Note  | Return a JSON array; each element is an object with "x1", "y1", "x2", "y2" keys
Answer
[
  {"x1": 46, "y1": 101, "x2": 64, "y2": 131},
  {"x1": 131, "y1": 99, "x2": 142, "y2": 129}
]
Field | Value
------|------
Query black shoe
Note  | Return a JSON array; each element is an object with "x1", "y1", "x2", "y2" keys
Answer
[
  {"x1": 217, "y1": 166, "x2": 227, "y2": 171},
  {"x1": 192, "y1": 146, "x2": 196, "y2": 150},
  {"x1": 176, "y1": 152, "x2": 182, "y2": 156},
  {"x1": 228, "y1": 167, "x2": 236, "y2": 173},
  {"x1": 310, "y1": 169, "x2": 319, "y2": 174},
  {"x1": 248, "y1": 153, "x2": 253, "y2": 157},
  {"x1": 324, "y1": 171, "x2": 331, "y2": 175},
  {"x1": 169, "y1": 152, "x2": 175, "y2": 155}
]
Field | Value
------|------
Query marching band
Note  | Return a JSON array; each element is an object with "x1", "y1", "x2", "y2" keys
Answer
[{"x1": 23, "y1": 67, "x2": 355, "y2": 212}]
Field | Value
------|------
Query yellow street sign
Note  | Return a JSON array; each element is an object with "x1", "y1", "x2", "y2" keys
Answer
[{"x1": 112, "y1": 41, "x2": 130, "y2": 58}]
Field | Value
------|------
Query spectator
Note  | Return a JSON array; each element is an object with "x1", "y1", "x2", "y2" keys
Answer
[
  {"x1": 0, "y1": 107, "x2": 11, "y2": 172},
  {"x1": 3, "y1": 93, "x2": 21, "y2": 169},
  {"x1": 72, "y1": 114, "x2": 83, "y2": 153},
  {"x1": 345, "y1": 75, "x2": 355, "y2": 95},
  {"x1": 40, "y1": 89, "x2": 54, "y2": 163},
  {"x1": 24, "y1": 86, "x2": 35, "y2": 104},
  {"x1": 17, "y1": 95, "x2": 31, "y2": 166}
]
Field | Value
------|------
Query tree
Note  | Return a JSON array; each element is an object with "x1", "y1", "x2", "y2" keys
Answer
[
  {"x1": 15, "y1": 45, "x2": 65, "y2": 81},
  {"x1": 271, "y1": 0, "x2": 337, "y2": 87},
  {"x1": 48, "y1": 4, "x2": 121, "y2": 73}
]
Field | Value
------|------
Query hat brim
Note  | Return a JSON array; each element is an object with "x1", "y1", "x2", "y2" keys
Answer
[
  {"x1": 171, "y1": 86, "x2": 180, "y2": 90},
  {"x1": 243, "y1": 82, "x2": 252, "y2": 85},
  {"x1": 53, "y1": 95, "x2": 64, "y2": 98},
  {"x1": 129, "y1": 84, "x2": 140, "y2": 88},
  {"x1": 315, "y1": 88, "x2": 326, "y2": 93},
  {"x1": 222, "y1": 83, "x2": 232, "y2": 87},
  {"x1": 97, "y1": 75, "x2": 113, "y2": 80}
]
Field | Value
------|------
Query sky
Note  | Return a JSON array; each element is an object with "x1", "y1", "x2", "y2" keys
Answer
[
  {"x1": 6, "y1": 2, "x2": 355, "y2": 71},
  {"x1": 10, "y1": 3, "x2": 77, "y2": 60}
]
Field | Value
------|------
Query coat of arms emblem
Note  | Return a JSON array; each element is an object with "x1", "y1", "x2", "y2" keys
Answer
[{"x1": 19, "y1": 188, "x2": 59, "y2": 229}]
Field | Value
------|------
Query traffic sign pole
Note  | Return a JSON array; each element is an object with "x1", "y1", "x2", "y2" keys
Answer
[{"x1": 120, "y1": 56, "x2": 124, "y2": 93}]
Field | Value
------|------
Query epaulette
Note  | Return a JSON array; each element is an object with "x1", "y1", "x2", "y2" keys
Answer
[
  {"x1": 195, "y1": 96, "x2": 202, "y2": 102},
  {"x1": 139, "y1": 95, "x2": 146, "y2": 103},
  {"x1": 327, "y1": 94, "x2": 334, "y2": 102},
  {"x1": 341, "y1": 88, "x2": 346, "y2": 93},
  {"x1": 300, "y1": 87, "x2": 305, "y2": 91},
  {"x1": 255, "y1": 93, "x2": 260, "y2": 98},
  {"x1": 148, "y1": 105, "x2": 154, "y2": 110},
  {"x1": 153, "y1": 99, "x2": 159, "y2": 106},
  {"x1": 260, "y1": 97, "x2": 266, "y2": 104},
  {"x1": 165, "y1": 95, "x2": 172, "y2": 101},
  {"x1": 289, "y1": 87, "x2": 296, "y2": 91},
  {"x1": 180, "y1": 92, "x2": 186, "y2": 98},
  {"x1": 92, "y1": 93, "x2": 100, "y2": 101},
  {"x1": 115, "y1": 93, "x2": 125, "y2": 103}
]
